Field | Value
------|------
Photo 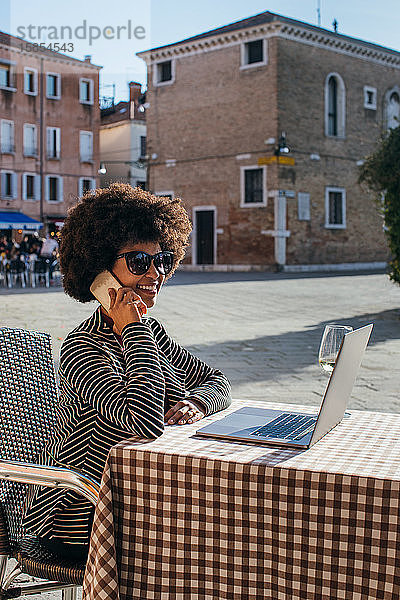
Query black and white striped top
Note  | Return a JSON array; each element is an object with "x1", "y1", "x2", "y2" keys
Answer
[{"x1": 23, "y1": 307, "x2": 231, "y2": 545}]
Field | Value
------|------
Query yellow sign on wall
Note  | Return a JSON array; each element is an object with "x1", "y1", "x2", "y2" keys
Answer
[{"x1": 258, "y1": 156, "x2": 295, "y2": 166}]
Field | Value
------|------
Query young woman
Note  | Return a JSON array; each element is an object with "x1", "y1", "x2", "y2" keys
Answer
[{"x1": 23, "y1": 184, "x2": 231, "y2": 561}]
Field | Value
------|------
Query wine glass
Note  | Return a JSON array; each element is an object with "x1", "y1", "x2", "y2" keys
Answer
[{"x1": 318, "y1": 324, "x2": 353, "y2": 374}]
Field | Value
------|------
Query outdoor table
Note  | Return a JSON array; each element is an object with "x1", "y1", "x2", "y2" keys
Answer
[{"x1": 83, "y1": 399, "x2": 400, "y2": 600}]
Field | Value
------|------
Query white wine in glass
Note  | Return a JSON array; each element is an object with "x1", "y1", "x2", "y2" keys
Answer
[{"x1": 318, "y1": 324, "x2": 353, "y2": 373}]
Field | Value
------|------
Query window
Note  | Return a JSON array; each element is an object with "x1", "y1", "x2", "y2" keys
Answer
[
  {"x1": 79, "y1": 131, "x2": 93, "y2": 162},
  {"x1": 0, "y1": 61, "x2": 15, "y2": 90},
  {"x1": 385, "y1": 88, "x2": 400, "y2": 131},
  {"x1": 46, "y1": 127, "x2": 61, "y2": 159},
  {"x1": 241, "y1": 39, "x2": 267, "y2": 67},
  {"x1": 79, "y1": 78, "x2": 94, "y2": 104},
  {"x1": 24, "y1": 67, "x2": 38, "y2": 95},
  {"x1": 45, "y1": 175, "x2": 63, "y2": 202},
  {"x1": 240, "y1": 166, "x2": 266, "y2": 207},
  {"x1": 78, "y1": 177, "x2": 96, "y2": 196},
  {"x1": 140, "y1": 136, "x2": 146, "y2": 158},
  {"x1": 155, "y1": 190, "x2": 173, "y2": 199},
  {"x1": 154, "y1": 60, "x2": 174, "y2": 86},
  {"x1": 46, "y1": 73, "x2": 61, "y2": 99},
  {"x1": 22, "y1": 173, "x2": 40, "y2": 201},
  {"x1": 23, "y1": 124, "x2": 37, "y2": 156},
  {"x1": 364, "y1": 86, "x2": 377, "y2": 110},
  {"x1": 1, "y1": 171, "x2": 17, "y2": 199},
  {"x1": 325, "y1": 73, "x2": 346, "y2": 138},
  {"x1": 136, "y1": 181, "x2": 146, "y2": 190},
  {"x1": 0, "y1": 120, "x2": 14, "y2": 153},
  {"x1": 325, "y1": 187, "x2": 346, "y2": 229}
]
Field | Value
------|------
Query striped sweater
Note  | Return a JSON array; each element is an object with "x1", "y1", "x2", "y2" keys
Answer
[{"x1": 23, "y1": 307, "x2": 231, "y2": 544}]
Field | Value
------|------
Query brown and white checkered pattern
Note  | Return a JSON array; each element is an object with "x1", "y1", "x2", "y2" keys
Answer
[{"x1": 83, "y1": 400, "x2": 400, "y2": 600}]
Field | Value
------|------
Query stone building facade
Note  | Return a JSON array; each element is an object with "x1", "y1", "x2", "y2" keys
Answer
[
  {"x1": 100, "y1": 81, "x2": 147, "y2": 190},
  {"x1": 138, "y1": 12, "x2": 400, "y2": 269},
  {"x1": 0, "y1": 31, "x2": 100, "y2": 237}
]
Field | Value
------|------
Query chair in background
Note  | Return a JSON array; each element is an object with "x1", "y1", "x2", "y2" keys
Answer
[
  {"x1": 0, "y1": 328, "x2": 100, "y2": 600},
  {"x1": 31, "y1": 258, "x2": 50, "y2": 288},
  {"x1": 7, "y1": 259, "x2": 27, "y2": 289}
]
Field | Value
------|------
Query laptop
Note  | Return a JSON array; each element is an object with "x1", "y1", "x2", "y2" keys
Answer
[{"x1": 196, "y1": 324, "x2": 373, "y2": 449}]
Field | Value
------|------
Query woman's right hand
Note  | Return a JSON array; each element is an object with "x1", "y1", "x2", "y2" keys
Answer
[{"x1": 107, "y1": 287, "x2": 147, "y2": 335}]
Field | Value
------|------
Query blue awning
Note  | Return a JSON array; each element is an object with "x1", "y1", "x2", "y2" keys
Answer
[{"x1": 0, "y1": 211, "x2": 43, "y2": 230}]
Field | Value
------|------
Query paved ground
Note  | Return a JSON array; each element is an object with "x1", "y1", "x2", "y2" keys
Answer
[{"x1": 2, "y1": 269, "x2": 400, "y2": 598}]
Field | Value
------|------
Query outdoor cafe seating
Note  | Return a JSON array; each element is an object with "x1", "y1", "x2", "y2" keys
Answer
[
  {"x1": 0, "y1": 256, "x2": 59, "y2": 289},
  {"x1": 1, "y1": 326, "x2": 400, "y2": 599}
]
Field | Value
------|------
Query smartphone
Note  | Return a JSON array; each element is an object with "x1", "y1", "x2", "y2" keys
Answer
[
  {"x1": 90, "y1": 270, "x2": 122, "y2": 311},
  {"x1": 90, "y1": 270, "x2": 147, "y2": 316}
]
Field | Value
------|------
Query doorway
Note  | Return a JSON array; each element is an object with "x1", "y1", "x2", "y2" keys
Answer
[{"x1": 193, "y1": 207, "x2": 216, "y2": 265}]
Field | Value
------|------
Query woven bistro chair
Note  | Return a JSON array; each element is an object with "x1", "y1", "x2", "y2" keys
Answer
[{"x1": 0, "y1": 327, "x2": 100, "y2": 600}]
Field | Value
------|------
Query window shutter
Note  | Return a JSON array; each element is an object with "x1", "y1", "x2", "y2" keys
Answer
[
  {"x1": 59, "y1": 177, "x2": 63, "y2": 202},
  {"x1": 0, "y1": 172, "x2": 5, "y2": 198},
  {"x1": 12, "y1": 172, "x2": 17, "y2": 199},
  {"x1": 22, "y1": 174, "x2": 27, "y2": 200},
  {"x1": 10, "y1": 122, "x2": 14, "y2": 150},
  {"x1": 45, "y1": 175, "x2": 49, "y2": 202},
  {"x1": 89, "y1": 133, "x2": 93, "y2": 159},
  {"x1": 46, "y1": 128, "x2": 51, "y2": 156},
  {"x1": 35, "y1": 175, "x2": 41, "y2": 201},
  {"x1": 78, "y1": 177, "x2": 83, "y2": 197},
  {"x1": 0, "y1": 122, "x2": 5, "y2": 153},
  {"x1": 56, "y1": 128, "x2": 61, "y2": 158}
]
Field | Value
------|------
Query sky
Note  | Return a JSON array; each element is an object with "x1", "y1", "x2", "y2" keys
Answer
[{"x1": 1, "y1": 0, "x2": 400, "y2": 101}]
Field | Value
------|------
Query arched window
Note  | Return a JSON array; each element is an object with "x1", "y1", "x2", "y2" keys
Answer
[
  {"x1": 385, "y1": 89, "x2": 400, "y2": 130},
  {"x1": 325, "y1": 73, "x2": 346, "y2": 138}
]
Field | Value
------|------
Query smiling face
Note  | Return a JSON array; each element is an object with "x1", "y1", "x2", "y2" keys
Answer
[{"x1": 111, "y1": 241, "x2": 165, "y2": 308}]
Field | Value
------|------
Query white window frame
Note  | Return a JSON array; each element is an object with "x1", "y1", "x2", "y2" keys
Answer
[
  {"x1": 46, "y1": 127, "x2": 61, "y2": 159},
  {"x1": 155, "y1": 190, "x2": 174, "y2": 199},
  {"x1": 0, "y1": 60, "x2": 16, "y2": 91},
  {"x1": 240, "y1": 38, "x2": 268, "y2": 69},
  {"x1": 325, "y1": 187, "x2": 346, "y2": 229},
  {"x1": 79, "y1": 130, "x2": 93, "y2": 162},
  {"x1": 384, "y1": 86, "x2": 400, "y2": 131},
  {"x1": 46, "y1": 72, "x2": 61, "y2": 99},
  {"x1": 192, "y1": 206, "x2": 217, "y2": 266},
  {"x1": 1, "y1": 170, "x2": 17, "y2": 200},
  {"x1": 22, "y1": 172, "x2": 41, "y2": 202},
  {"x1": 324, "y1": 72, "x2": 346, "y2": 138},
  {"x1": 0, "y1": 119, "x2": 15, "y2": 153},
  {"x1": 23, "y1": 123, "x2": 38, "y2": 157},
  {"x1": 45, "y1": 175, "x2": 63, "y2": 203},
  {"x1": 240, "y1": 165, "x2": 267, "y2": 208},
  {"x1": 153, "y1": 59, "x2": 175, "y2": 87},
  {"x1": 364, "y1": 86, "x2": 377, "y2": 110},
  {"x1": 79, "y1": 78, "x2": 94, "y2": 105},
  {"x1": 24, "y1": 67, "x2": 38, "y2": 96},
  {"x1": 78, "y1": 177, "x2": 96, "y2": 196}
]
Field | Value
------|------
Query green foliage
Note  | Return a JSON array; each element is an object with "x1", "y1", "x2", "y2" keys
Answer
[{"x1": 359, "y1": 126, "x2": 400, "y2": 284}]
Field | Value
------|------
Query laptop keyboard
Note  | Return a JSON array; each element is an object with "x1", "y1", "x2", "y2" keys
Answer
[{"x1": 251, "y1": 413, "x2": 317, "y2": 441}]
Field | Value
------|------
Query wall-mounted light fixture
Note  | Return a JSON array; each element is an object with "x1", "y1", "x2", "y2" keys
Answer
[{"x1": 274, "y1": 132, "x2": 290, "y2": 156}]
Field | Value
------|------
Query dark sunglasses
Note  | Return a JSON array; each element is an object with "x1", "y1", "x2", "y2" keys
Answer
[{"x1": 115, "y1": 250, "x2": 174, "y2": 276}]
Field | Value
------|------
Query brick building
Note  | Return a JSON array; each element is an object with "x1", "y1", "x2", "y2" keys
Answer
[
  {"x1": 138, "y1": 12, "x2": 400, "y2": 270},
  {"x1": 0, "y1": 31, "x2": 100, "y2": 239},
  {"x1": 99, "y1": 81, "x2": 147, "y2": 189}
]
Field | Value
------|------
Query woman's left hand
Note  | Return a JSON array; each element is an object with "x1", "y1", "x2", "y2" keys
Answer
[{"x1": 165, "y1": 399, "x2": 206, "y2": 425}]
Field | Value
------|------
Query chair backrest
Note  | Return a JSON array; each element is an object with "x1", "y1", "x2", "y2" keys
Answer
[
  {"x1": 34, "y1": 258, "x2": 50, "y2": 274},
  {"x1": 9, "y1": 259, "x2": 25, "y2": 273},
  {"x1": 0, "y1": 328, "x2": 59, "y2": 546}
]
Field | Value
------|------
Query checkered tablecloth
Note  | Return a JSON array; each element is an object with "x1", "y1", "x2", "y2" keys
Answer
[{"x1": 83, "y1": 400, "x2": 400, "y2": 600}]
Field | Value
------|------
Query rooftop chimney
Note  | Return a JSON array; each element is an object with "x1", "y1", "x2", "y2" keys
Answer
[
  {"x1": 84, "y1": 55, "x2": 92, "y2": 63},
  {"x1": 128, "y1": 81, "x2": 142, "y2": 119}
]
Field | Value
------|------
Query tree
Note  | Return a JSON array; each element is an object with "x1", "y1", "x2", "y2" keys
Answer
[{"x1": 359, "y1": 126, "x2": 400, "y2": 284}]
